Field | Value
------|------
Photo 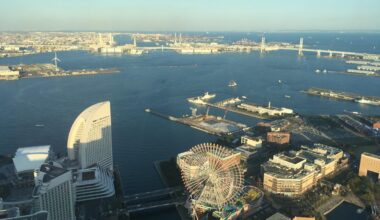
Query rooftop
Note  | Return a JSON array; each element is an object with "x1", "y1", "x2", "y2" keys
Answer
[
  {"x1": 12, "y1": 145, "x2": 51, "y2": 173},
  {"x1": 0, "y1": 66, "x2": 10, "y2": 71},
  {"x1": 362, "y1": 152, "x2": 380, "y2": 160}
]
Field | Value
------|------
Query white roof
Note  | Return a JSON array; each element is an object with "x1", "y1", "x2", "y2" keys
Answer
[
  {"x1": 13, "y1": 145, "x2": 51, "y2": 173},
  {"x1": 0, "y1": 66, "x2": 10, "y2": 71}
]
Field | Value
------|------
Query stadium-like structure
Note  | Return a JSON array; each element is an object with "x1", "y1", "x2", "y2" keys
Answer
[{"x1": 177, "y1": 143, "x2": 244, "y2": 210}]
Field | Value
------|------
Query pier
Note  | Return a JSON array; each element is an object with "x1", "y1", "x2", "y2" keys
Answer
[
  {"x1": 304, "y1": 88, "x2": 380, "y2": 106},
  {"x1": 145, "y1": 109, "x2": 248, "y2": 136}
]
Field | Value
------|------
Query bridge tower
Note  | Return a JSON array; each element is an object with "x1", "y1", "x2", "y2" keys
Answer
[
  {"x1": 109, "y1": 33, "x2": 114, "y2": 46},
  {"x1": 329, "y1": 50, "x2": 333, "y2": 57},
  {"x1": 260, "y1": 36, "x2": 265, "y2": 53},
  {"x1": 179, "y1": 33, "x2": 182, "y2": 44},
  {"x1": 341, "y1": 52, "x2": 345, "y2": 58},
  {"x1": 98, "y1": 33, "x2": 103, "y2": 45},
  {"x1": 174, "y1": 33, "x2": 177, "y2": 45},
  {"x1": 133, "y1": 36, "x2": 137, "y2": 47},
  {"x1": 317, "y1": 50, "x2": 321, "y2": 57},
  {"x1": 298, "y1": 37, "x2": 303, "y2": 56}
]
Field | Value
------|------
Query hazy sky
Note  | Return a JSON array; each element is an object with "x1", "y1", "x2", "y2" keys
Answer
[{"x1": 1, "y1": 0, "x2": 379, "y2": 31}]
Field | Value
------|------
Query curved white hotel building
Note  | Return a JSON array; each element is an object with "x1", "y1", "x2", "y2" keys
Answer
[{"x1": 67, "y1": 101, "x2": 113, "y2": 171}]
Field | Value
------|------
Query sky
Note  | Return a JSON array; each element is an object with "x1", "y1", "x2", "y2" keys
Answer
[{"x1": 1, "y1": 0, "x2": 379, "y2": 32}]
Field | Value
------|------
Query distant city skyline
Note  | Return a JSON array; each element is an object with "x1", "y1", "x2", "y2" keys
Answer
[{"x1": 1, "y1": 0, "x2": 380, "y2": 32}]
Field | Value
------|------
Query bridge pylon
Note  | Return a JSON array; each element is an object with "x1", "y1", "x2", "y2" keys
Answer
[
  {"x1": 317, "y1": 50, "x2": 321, "y2": 57},
  {"x1": 260, "y1": 36, "x2": 265, "y2": 53},
  {"x1": 298, "y1": 37, "x2": 303, "y2": 56}
]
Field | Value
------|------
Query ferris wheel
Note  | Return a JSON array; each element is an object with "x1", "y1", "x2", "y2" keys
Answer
[{"x1": 178, "y1": 143, "x2": 244, "y2": 210}]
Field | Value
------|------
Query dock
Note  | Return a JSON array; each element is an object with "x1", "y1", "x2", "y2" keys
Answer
[
  {"x1": 304, "y1": 88, "x2": 380, "y2": 106},
  {"x1": 205, "y1": 98, "x2": 294, "y2": 120},
  {"x1": 145, "y1": 108, "x2": 248, "y2": 136}
]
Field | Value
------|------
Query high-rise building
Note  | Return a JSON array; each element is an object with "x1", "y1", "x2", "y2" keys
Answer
[
  {"x1": 359, "y1": 152, "x2": 380, "y2": 179},
  {"x1": 67, "y1": 101, "x2": 113, "y2": 170},
  {"x1": 73, "y1": 165, "x2": 115, "y2": 202},
  {"x1": 33, "y1": 164, "x2": 76, "y2": 220}
]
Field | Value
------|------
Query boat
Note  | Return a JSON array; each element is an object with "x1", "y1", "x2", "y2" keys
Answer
[
  {"x1": 355, "y1": 98, "x2": 380, "y2": 106},
  {"x1": 357, "y1": 208, "x2": 364, "y2": 214},
  {"x1": 323, "y1": 69, "x2": 328, "y2": 73},
  {"x1": 284, "y1": 95, "x2": 291, "y2": 99},
  {"x1": 242, "y1": 96, "x2": 247, "y2": 99},
  {"x1": 187, "y1": 97, "x2": 206, "y2": 105},
  {"x1": 315, "y1": 69, "x2": 321, "y2": 73},
  {"x1": 228, "y1": 80, "x2": 237, "y2": 87},
  {"x1": 35, "y1": 124, "x2": 45, "y2": 127},
  {"x1": 278, "y1": 80, "x2": 282, "y2": 84},
  {"x1": 200, "y1": 92, "x2": 216, "y2": 100}
]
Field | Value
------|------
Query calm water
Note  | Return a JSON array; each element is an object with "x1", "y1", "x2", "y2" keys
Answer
[
  {"x1": 326, "y1": 202, "x2": 370, "y2": 220},
  {"x1": 0, "y1": 33, "x2": 379, "y2": 219}
]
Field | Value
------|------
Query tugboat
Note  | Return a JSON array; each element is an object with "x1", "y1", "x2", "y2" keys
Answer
[{"x1": 228, "y1": 80, "x2": 237, "y2": 87}]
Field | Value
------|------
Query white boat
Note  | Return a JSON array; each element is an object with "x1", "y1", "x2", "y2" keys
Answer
[
  {"x1": 35, "y1": 124, "x2": 45, "y2": 127},
  {"x1": 242, "y1": 96, "x2": 247, "y2": 99},
  {"x1": 200, "y1": 92, "x2": 216, "y2": 100},
  {"x1": 228, "y1": 80, "x2": 237, "y2": 87},
  {"x1": 278, "y1": 80, "x2": 282, "y2": 84},
  {"x1": 187, "y1": 97, "x2": 206, "y2": 105},
  {"x1": 284, "y1": 95, "x2": 291, "y2": 99},
  {"x1": 315, "y1": 69, "x2": 321, "y2": 73},
  {"x1": 356, "y1": 98, "x2": 380, "y2": 106},
  {"x1": 323, "y1": 69, "x2": 328, "y2": 73}
]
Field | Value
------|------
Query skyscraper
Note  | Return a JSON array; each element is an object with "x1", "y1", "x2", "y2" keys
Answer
[
  {"x1": 67, "y1": 101, "x2": 113, "y2": 170},
  {"x1": 33, "y1": 164, "x2": 76, "y2": 220}
]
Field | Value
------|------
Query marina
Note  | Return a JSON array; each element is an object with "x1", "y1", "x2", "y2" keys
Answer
[{"x1": 304, "y1": 88, "x2": 380, "y2": 106}]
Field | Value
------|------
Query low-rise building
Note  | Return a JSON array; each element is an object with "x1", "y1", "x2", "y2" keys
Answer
[
  {"x1": 359, "y1": 152, "x2": 380, "y2": 180},
  {"x1": 235, "y1": 136, "x2": 262, "y2": 160},
  {"x1": 266, "y1": 212, "x2": 291, "y2": 220},
  {"x1": 237, "y1": 102, "x2": 293, "y2": 116},
  {"x1": 267, "y1": 132, "x2": 290, "y2": 145},
  {"x1": 293, "y1": 217, "x2": 315, "y2": 220},
  {"x1": 373, "y1": 122, "x2": 380, "y2": 129},
  {"x1": 262, "y1": 144, "x2": 345, "y2": 197},
  {"x1": 12, "y1": 146, "x2": 52, "y2": 176},
  {"x1": 240, "y1": 136, "x2": 262, "y2": 147}
]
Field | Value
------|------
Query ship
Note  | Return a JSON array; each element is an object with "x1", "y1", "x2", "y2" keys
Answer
[
  {"x1": 187, "y1": 97, "x2": 206, "y2": 105},
  {"x1": 200, "y1": 92, "x2": 216, "y2": 100},
  {"x1": 228, "y1": 80, "x2": 237, "y2": 87},
  {"x1": 315, "y1": 69, "x2": 321, "y2": 73},
  {"x1": 187, "y1": 92, "x2": 216, "y2": 105},
  {"x1": 355, "y1": 98, "x2": 380, "y2": 106}
]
